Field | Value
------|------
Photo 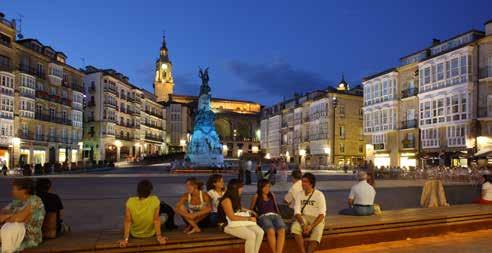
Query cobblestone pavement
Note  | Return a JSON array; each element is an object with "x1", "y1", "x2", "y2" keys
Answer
[
  {"x1": 320, "y1": 229, "x2": 492, "y2": 253},
  {"x1": 0, "y1": 166, "x2": 481, "y2": 232}
]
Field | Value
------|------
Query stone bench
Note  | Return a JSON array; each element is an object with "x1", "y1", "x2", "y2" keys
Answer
[{"x1": 24, "y1": 204, "x2": 492, "y2": 253}]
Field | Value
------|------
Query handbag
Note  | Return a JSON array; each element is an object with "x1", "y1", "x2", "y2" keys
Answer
[{"x1": 226, "y1": 211, "x2": 257, "y2": 228}]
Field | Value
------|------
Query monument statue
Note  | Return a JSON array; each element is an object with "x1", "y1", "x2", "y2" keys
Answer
[{"x1": 185, "y1": 68, "x2": 224, "y2": 168}]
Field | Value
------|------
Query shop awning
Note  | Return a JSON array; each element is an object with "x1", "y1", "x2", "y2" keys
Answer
[{"x1": 475, "y1": 148, "x2": 492, "y2": 158}]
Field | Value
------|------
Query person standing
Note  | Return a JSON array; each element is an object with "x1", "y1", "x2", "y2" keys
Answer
[
  {"x1": 291, "y1": 173, "x2": 326, "y2": 253},
  {"x1": 256, "y1": 162, "x2": 263, "y2": 183},
  {"x1": 218, "y1": 179, "x2": 264, "y2": 253},
  {"x1": 2, "y1": 164, "x2": 7, "y2": 176},
  {"x1": 339, "y1": 171, "x2": 376, "y2": 216}
]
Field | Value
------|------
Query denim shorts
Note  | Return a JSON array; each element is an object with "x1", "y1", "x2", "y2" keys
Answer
[{"x1": 258, "y1": 213, "x2": 286, "y2": 231}]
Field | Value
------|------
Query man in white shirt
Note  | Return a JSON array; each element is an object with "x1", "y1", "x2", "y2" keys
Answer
[
  {"x1": 284, "y1": 170, "x2": 303, "y2": 209},
  {"x1": 291, "y1": 173, "x2": 326, "y2": 253},
  {"x1": 339, "y1": 171, "x2": 376, "y2": 216}
]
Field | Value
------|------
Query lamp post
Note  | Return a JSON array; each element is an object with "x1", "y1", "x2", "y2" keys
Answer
[
  {"x1": 8, "y1": 144, "x2": 13, "y2": 171},
  {"x1": 331, "y1": 96, "x2": 338, "y2": 166}
]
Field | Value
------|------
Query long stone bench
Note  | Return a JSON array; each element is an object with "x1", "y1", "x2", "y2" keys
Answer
[{"x1": 24, "y1": 204, "x2": 492, "y2": 253}]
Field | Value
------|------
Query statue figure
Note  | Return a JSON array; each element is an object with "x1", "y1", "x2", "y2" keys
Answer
[
  {"x1": 185, "y1": 67, "x2": 224, "y2": 168},
  {"x1": 199, "y1": 67, "x2": 209, "y2": 85}
]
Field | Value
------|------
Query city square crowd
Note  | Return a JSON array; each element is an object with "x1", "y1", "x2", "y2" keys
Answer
[{"x1": 1, "y1": 163, "x2": 492, "y2": 253}]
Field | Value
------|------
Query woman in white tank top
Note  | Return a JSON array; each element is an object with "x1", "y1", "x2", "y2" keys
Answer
[{"x1": 175, "y1": 177, "x2": 212, "y2": 234}]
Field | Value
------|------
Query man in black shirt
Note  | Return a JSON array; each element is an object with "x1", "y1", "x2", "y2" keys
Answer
[{"x1": 36, "y1": 178, "x2": 65, "y2": 236}]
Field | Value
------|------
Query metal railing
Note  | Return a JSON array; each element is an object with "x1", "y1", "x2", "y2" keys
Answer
[
  {"x1": 35, "y1": 112, "x2": 72, "y2": 126},
  {"x1": 402, "y1": 140, "x2": 415, "y2": 149},
  {"x1": 145, "y1": 134, "x2": 163, "y2": 142},
  {"x1": 18, "y1": 64, "x2": 45, "y2": 79},
  {"x1": 0, "y1": 63, "x2": 13, "y2": 72},
  {"x1": 401, "y1": 88, "x2": 418, "y2": 98},
  {"x1": 141, "y1": 121, "x2": 162, "y2": 130},
  {"x1": 401, "y1": 119, "x2": 417, "y2": 129}
]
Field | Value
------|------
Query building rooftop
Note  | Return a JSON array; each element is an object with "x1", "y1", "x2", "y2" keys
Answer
[{"x1": 362, "y1": 67, "x2": 397, "y2": 82}]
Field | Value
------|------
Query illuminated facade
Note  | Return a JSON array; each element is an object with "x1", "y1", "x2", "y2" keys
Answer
[
  {"x1": 262, "y1": 78, "x2": 365, "y2": 169},
  {"x1": 151, "y1": 37, "x2": 262, "y2": 158},
  {"x1": 0, "y1": 14, "x2": 84, "y2": 168},
  {"x1": 83, "y1": 66, "x2": 166, "y2": 162},
  {"x1": 165, "y1": 94, "x2": 261, "y2": 158},
  {"x1": 364, "y1": 20, "x2": 492, "y2": 167}
]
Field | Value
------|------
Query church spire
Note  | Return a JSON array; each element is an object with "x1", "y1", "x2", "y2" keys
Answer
[
  {"x1": 337, "y1": 73, "x2": 349, "y2": 91},
  {"x1": 161, "y1": 33, "x2": 168, "y2": 51},
  {"x1": 154, "y1": 33, "x2": 174, "y2": 102}
]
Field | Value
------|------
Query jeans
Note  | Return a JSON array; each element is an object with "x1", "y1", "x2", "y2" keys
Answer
[
  {"x1": 339, "y1": 205, "x2": 374, "y2": 216},
  {"x1": 224, "y1": 224, "x2": 264, "y2": 253},
  {"x1": 209, "y1": 212, "x2": 219, "y2": 227},
  {"x1": 258, "y1": 214, "x2": 286, "y2": 231}
]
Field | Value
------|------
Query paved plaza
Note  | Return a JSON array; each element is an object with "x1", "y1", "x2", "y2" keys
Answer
[
  {"x1": 0, "y1": 166, "x2": 480, "y2": 232},
  {"x1": 319, "y1": 229, "x2": 492, "y2": 253}
]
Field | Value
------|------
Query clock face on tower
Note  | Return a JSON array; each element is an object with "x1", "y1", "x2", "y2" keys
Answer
[{"x1": 161, "y1": 63, "x2": 168, "y2": 70}]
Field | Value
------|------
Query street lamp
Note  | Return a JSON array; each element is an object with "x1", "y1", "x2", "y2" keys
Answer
[
  {"x1": 8, "y1": 144, "x2": 13, "y2": 170},
  {"x1": 331, "y1": 96, "x2": 338, "y2": 165}
]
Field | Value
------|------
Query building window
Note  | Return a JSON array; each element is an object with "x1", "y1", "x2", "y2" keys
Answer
[
  {"x1": 339, "y1": 143, "x2": 345, "y2": 153},
  {"x1": 358, "y1": 144, "x2": 363, "y2": 154},
  {"x1": 447, "y1": 125, "x2": 466, "y2": 147},
  {"x1": 339, "y1": 105, "x2": 345, "y2": 117},
  {"x1": 339, "y1": 126, "x2": 345, "y2": 139},
  {"x1": 421, "y1": 128, "x2": 439, "y2": 148},
  {"x1": 487, "y1": 95, "x2": 492, "y2": 117}
]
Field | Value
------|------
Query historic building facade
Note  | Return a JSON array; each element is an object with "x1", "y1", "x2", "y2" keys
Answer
[
  {"x1": 83, "y1": 66, "x2": 166, "y2": 162},
  {"x1": 364, "y1": 20, "x2": 492, "y2": 167},
  {"x1": 165, "y1": 94, "x2": 261, "y2": 158},
  {"x1": 152, "y1": 37, "x2": 262, "y2": 158},
  {"x1": 477, "y1": 20, "x2": 492, "y2": 164},
  {"x1": 261, "y1": 79, "x2": 365, "y2": 169},
  {"x1": 0, "y1": 14, "x2": 84, "y2": 168}
]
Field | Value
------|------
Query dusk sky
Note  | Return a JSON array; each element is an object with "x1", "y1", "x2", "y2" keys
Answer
[{"x1": 2, "y1": 0, "x2": 491, "y2": 105}]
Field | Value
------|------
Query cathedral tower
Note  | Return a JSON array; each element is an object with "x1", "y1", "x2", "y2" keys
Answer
[{"x1": 154, "y1": 35, "x2": 174, "y2": 102}]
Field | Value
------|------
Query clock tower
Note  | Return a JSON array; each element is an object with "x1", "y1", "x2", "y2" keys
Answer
[{"x1": 154, "y1": 35, "x2": 174, "y2": 102}]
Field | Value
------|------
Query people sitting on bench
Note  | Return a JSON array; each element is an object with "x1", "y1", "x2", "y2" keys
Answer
[
  {"x1": 175, "y1": 177, "x2": 212, "y2": 234},
  {"x1": 218, "y1": 179, "x2": 264, "y2": 253},
  {"x1": 206, "y1": 174, "x2": 225, "y2": 226},
  {"x1": 250, "y1": 179, "x2": 286, "y2": 253},
  {"x1": 0, "y1": 178, "x2": 45, "y2": 253},
  {"x1": 283, "y1": 169, "x2": 303, "y2": 218},
  {"x1": 119, "y1": 180, "x2": 167, "y2": 248},
  {"x1": 291, "y1": 173, "x2": 326, "y2": 253},
  {"x1": 339, "y1": 171, "x2": 376, "y2": 216},
  {"x1": 35, "y1": 178, "x2": 68, "y2": 239},
  {"x1": 159, "y1": 201, "x2": 178, "y2": 230},
  {"x1": 479, "y1": 175, "x2": 492, "y2": 204}
]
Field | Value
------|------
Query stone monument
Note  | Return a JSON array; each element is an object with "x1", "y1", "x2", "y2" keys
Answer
[{"x1": 185, "y1": 68, "x2": 224, "y2": 167}]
